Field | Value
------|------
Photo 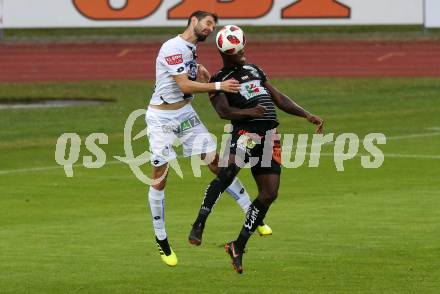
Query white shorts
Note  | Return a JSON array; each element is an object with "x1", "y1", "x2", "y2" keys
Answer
[{"x1": 145, "y1": 104, "x2": 217, "y2": 167}]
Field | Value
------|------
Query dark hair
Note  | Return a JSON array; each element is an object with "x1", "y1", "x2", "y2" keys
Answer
[{"x1": 187, "y1": 10, "x2": 218, "y2": 26}]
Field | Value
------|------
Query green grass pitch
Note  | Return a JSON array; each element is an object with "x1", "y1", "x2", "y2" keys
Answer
[{"x1": 0, "y1": 78, "x2": 439, "y2": 293}]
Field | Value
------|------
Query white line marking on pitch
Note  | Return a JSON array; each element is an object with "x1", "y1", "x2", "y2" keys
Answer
[
  {"x1": 319, "y1": 153, "x2": 440, "y2": 159},
  {"x1": 376, "y1": 52, "x2": 406, "y2": 62},
  {"x1": 1, "y1": 151, "x2": 439, "y2": 177},
  {"x1": 297, "y1": 131, "x2": 440, "y2": 148},
  {"x1": 117, "y1": 49, "x2": 131, "y2": 57},
  {"x1": 0, "y1": 160, "x2": 120, "y2": 176},
  {"x1": 385, "y1": 132, "x2": 440, "y2": 140},
  {"x1": 0, "y1": 132, "x2": 439, "y2": 176}
]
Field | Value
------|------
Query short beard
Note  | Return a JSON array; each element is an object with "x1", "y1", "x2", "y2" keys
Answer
[
  {"x1": 194, "y1": 26, "x2": 208, "y2": 42},
  {"x1": 196, "y1": 34, "x2": 207, "y2": 42}
]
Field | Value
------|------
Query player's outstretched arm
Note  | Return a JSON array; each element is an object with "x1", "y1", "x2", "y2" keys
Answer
[
  {"x1": 173, "y1": 74, "x2": 240, "y2": 94},
  {"x1": 265, "y1": 81, "x2": 324, "y2": 133},
  {"x1": 210, "y1": 92, "x2": 266, "y2": 120}
]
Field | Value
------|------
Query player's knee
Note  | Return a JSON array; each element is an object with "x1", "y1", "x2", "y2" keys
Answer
[
  {"x1": 151, "y1": 174, "x2": 167, "y2": 190},
  {"x1": 207, "y1": 154, "x2": 220, "y2": 174},
  {"x1": 259, "y1": 190, "x2": 278, "y2": 206},
  {"x1": 217, "y1": 164, "x2": 239, "y2": 190},
  {"x1": 151, "y1": 164, "x2": 168, "y2": 190},
  {"x1": 152, "y1": 182, "x2": 166, "y2": 191},
  {"x1": 201, "y1": 151, "x2": 218, "y2": 164}
]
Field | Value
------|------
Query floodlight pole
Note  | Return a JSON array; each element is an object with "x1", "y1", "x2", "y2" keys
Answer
[
  {"x1": 0, "y1": 0, "x2": 4, "y2": 41},
  {"x1": 423, "y1": 0, "x2": 427, "y2": 34}
]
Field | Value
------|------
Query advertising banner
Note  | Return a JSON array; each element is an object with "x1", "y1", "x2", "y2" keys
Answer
[
  {"x1": 2, "y1": 0, "x2": 424, "y2": 28},
  {"x1": 425, "y1": 0, "x2": 440, "y2": 28}
]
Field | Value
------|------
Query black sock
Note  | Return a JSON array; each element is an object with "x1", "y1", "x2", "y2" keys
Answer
[
  {"x1": 235, "y1": 199, "x2": 269, "y2": 252},
  {"x1": 194, "y1": 178, "x2": 225, "y2": 227},
  {"x1": 156, "y1": 237, "x2": 171, "y2": 256}
]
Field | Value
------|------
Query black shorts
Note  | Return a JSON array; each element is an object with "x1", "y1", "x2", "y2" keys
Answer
[{"x1": 229, "y1": 124, "x2": 281, "y2": 176}]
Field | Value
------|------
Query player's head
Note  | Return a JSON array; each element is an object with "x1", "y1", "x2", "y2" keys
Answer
[
  {"x1": 187, "y1": 11, "x2": 218, "y2": 42},
  {"x1": 220, "y1": 49, "x2": 246, "y2": 66},
  {"x1": 216, "y1": 25, "x2": 246, "y2": 66}
]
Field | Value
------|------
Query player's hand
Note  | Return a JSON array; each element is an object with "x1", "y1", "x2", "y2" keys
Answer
[
  {"x1": 221, "y1": 79, "x2": 240, "y2": 93},
  {"x1": 246, "y1": 104, "x2": 267, "y2": 118},
  {"x1": 306, "y1": 114, "x2": 324, "y2": 134},
  {"x1": 197, "y1": 64, "x2": 211, "y2": 83}
]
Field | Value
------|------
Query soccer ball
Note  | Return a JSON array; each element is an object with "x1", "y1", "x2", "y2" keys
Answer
[{"x1": 216, "y1": 25, "x2": 246, "y2": 55}]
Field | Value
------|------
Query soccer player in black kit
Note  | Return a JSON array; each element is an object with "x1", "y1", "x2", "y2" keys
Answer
[{"x1": 188, "y1": 42, "x2": 324, "y2": 273}]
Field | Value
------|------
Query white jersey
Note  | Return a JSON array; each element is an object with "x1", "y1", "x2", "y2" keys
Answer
[{"x1": 150, "y1": 35, "x2": 198, "y2": 105}]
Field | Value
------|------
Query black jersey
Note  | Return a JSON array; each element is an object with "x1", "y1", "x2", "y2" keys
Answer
[{"x1": 210, "y1": 64, "x2": 278, "y2": 129}]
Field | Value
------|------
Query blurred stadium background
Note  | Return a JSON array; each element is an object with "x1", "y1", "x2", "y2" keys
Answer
[{"x1": 0, "y1": 1, "x2": 439, "y2": 293}]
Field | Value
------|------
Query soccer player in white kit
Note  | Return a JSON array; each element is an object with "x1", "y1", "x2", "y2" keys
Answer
[{"x1": 146, "y1": 11, "x2": 272, "y2": 267}]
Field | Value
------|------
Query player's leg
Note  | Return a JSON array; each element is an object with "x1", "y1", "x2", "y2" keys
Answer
[
  {"x1": 203, "y1": 153, "x2": 251, "y2": 213},
  {"x1": 178, "y1": 108, "x2": 255, "y2": 219},
  {"x1": 235, "y1": 173, "x2": 279, "y2": 250},
  {"x1": 189, "y1": 155, "x2": 241, "y2": 246},
  {"x1": 204, "y1": 153, "x2": 251, "y2": 213},
  {"x1": 147, "y1": 163, "x2": 178, "y2": 266},
  {"x1": 177, "y1": 114, "x2": 244, "y2": 244},
  {"x1": 202, "y1": 153, "x2": 272, "y2": 236},
  {"x1": 225, "y1": 172, "x2": 280, "y2": 274},
  {"x1": 145, "y1": 109, "x2": 178, "y2": 266}
]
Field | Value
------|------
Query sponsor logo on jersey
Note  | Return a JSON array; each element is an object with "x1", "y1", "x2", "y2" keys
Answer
[
  {"x1": 239, "y1": 80, "x2": 269, "y2": 99},
  {"x1": 165, "y1": 54, "x2": 183, "y2": 65}
]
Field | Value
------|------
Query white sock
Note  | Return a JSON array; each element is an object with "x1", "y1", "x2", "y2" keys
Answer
[
  {"x1": 148, "y1": 187, "x2": 167, "y2": 240},
  {"x1": 225, "y1": 177, "x2": 252, "y2": 213}
]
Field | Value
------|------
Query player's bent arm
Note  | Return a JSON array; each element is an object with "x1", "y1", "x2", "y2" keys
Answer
[
  {"x1": 264, "y1": 81, "x2": 311, "y2": 118},
  {"x1": 210, "y1": 92, "x2": 266, "y2": 120},
  {"x1": 174, "y1": 74, "x2": 215, "y2": 93},
  {"x1": 173, "y1": 74, "x2": 240, "y2": 94},
  {"x1": 264, "y1": 81, "x2": 324, "y2": 133},
  {"x1": 196, "y1": 64, "x2": 211, "y2": 83}
]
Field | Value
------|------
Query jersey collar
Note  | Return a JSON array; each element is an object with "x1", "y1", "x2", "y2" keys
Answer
[{"x1": 177, "y1": 35, "x2": 197, "y2": 49}]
